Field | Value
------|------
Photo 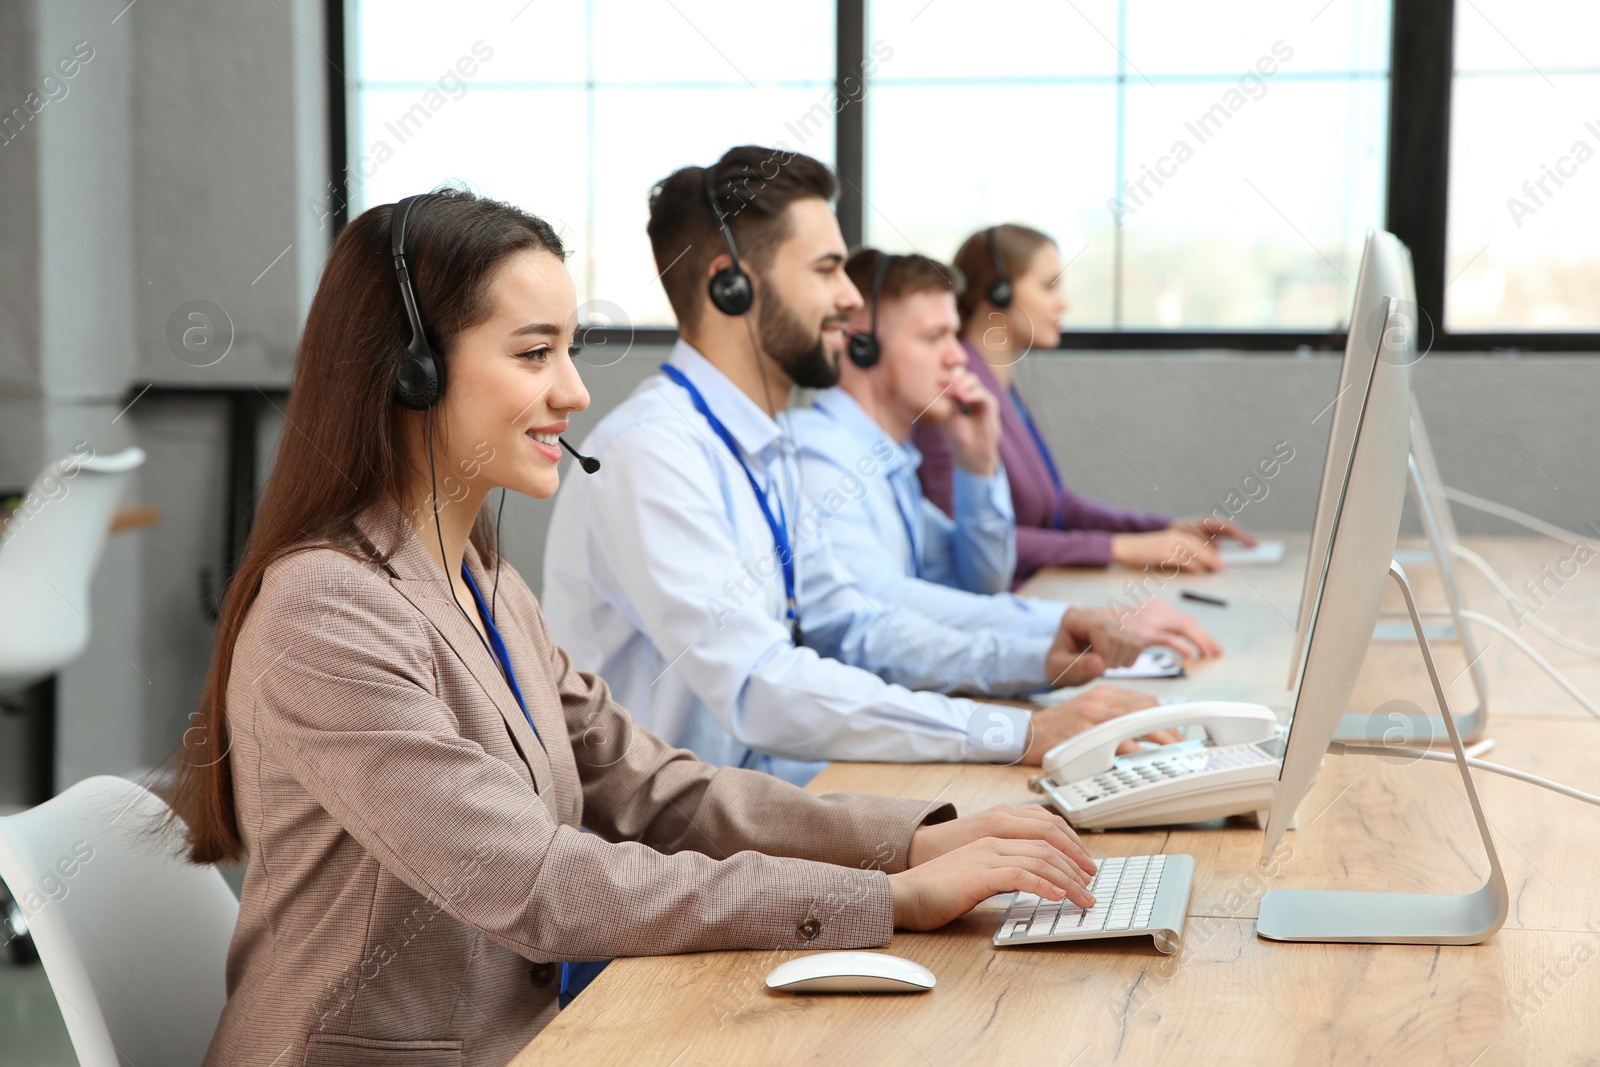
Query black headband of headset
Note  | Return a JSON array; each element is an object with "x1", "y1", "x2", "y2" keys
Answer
[
  {"x1": 985, "y1": 225, "x2": 1008, "y2": 287},
  {"x1": 392, "y1": 195, "x2": 429, "y2": 355},
  {"x1": 704, "y1": 165, "x2": 743, "y2": 271},
  {"x1": 868, "y1": 251, "x2": 896, "y2": 339}
]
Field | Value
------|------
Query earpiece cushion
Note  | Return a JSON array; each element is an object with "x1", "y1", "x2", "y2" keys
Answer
[
  {"x1": 709, "y1": 268, "x2": 753, "y2": 316},
  {"x1": 847, "y1": 331, "x2": 879, "y2": 369}
]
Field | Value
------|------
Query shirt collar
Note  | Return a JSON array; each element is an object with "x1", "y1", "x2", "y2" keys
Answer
[
  {"x1": 664, "y1": 339, "x2": 785, "y2": 460},
  {"x1": 811, "y1": 387, "x2": 921, "y2": 476}
]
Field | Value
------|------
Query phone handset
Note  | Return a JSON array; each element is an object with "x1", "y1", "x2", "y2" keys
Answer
[{"x1": 1040, "y1": 701, "x2": 1281, "y2": 783}]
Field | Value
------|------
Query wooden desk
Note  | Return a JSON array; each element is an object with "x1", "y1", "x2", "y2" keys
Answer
[{"x1": 518, "y1": 538, "x2": 1600, "y2": 1066}]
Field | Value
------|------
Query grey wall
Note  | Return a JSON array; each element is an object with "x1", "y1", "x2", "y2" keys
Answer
[
  {"x1": 500, "y1": 346, "x2": 1600, "y2": 605},
  {"x1": 0, "y1": 0, "x2": 329, "y2": 802},
  {"x1": 2, "y1": 1, "x2": 1598, "y2": 805},
  {"x1": 1011, "y1": 351, "x2": 1600, "y2": 540}
]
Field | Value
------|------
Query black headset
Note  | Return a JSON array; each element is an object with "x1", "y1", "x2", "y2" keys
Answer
[
  {"x1": 391, "y1": 195, "x2": 443, "y2": 410},
  {"x1": 984, "y1": 225, "x2": 1013, "y2": 309},
  {"x1": 388, "y1": 194, "x2": 600, "y2": 473},
  {"x1": 704, "y1": 165, "x2": 755, "y2": 316},
  {"x1": 846, "y1": 252, "x2": 897, "y2": 370}
]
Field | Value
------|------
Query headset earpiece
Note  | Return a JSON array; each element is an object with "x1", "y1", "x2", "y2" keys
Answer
[
  {"x1": 846, "y1": 330, "x2": 879, "y2": 369},
  {"x1": 708, "y1": 265, "x2": 753, "y2": 316},
  {"x1": 846, "y1": 251, "x2": 897, "y2": 370},
  {"x1": 986, "y1": 276, "x2": 1013, "y2": 309},
  {"x1": 704, "y1": 167, "x2": 755, "y2": 316},
  {"x1": 984, "y1": 225, "x2": 1013, "y2": 310},
  {"x1": 391, "y1": 195, "x2": 444, "y2": 410}
]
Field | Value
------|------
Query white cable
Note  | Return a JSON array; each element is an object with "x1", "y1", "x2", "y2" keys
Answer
[
  {"x1": 1334, "y1": 743, "x2": 1600, "y2": 809},
  {"x1": 1450, "y1": 543, "x2": 1600, "y2": 660},
  {"x1": 1456, "y1": 609, "x2": 1600, "y2": 719},
  {"x1": 1440, "y1": 486, "x2": 1599, "y2": 549}
]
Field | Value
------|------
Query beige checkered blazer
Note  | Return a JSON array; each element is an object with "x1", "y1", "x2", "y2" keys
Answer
[{"x1": 204, "y1": 505, "x2": 952, "y2": 1067}]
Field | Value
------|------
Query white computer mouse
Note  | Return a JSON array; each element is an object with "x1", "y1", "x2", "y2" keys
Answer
[{"x1": 765, "y1": 951, "x2": 936, "y2": 994}]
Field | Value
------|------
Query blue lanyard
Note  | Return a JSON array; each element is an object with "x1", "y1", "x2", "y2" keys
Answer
[
  {"x1": 1010, "y1": 386, "x2": 1067, "y2": 530},
  {"x1": 888, "y1": 472, "x2": 923, "y2": 580},
  {"x1": 460, "y1": 565, "x2": 543, "y2": 748},
  {"x1": 659, "y1": 364, "x2": 803, "y2": 647},
  {"x1": 461, "y1": 568, "x2": 600, "y2": 1000}
]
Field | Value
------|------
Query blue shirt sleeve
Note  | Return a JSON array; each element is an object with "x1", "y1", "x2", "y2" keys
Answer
[{"x1": 791, "y1": 432, "x2": 1055, "y2": 695}]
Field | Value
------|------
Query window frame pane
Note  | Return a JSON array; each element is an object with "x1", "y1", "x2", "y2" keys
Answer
[{"x1": 328, "y1": 0, "x2": 1600, "y2": 350}]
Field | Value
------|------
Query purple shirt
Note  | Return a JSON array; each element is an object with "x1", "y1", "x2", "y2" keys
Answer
[{"x1": 913, "y1": 340, "x2": 1169, "y2": 584}]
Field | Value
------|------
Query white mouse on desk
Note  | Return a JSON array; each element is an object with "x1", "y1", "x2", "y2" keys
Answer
[{"x1": 765, "y1": 951, "x2": 936, "y2": 994}]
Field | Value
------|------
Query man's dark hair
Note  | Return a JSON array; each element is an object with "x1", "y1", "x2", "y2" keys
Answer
[
  {"x1": 647, "y1": 146, "x2": 838, "y2": 332},
  {"x1": 844, "y1": 248, "x2": 965, "y2": 311}
]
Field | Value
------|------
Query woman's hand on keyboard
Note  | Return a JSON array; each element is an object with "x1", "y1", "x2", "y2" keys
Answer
[
  {"x1": 909, "y1": 804, "x2": 1095, "y2": 880},
  {"x1": 888, "y1": 837, "x2": 1096, "y2": 931}
]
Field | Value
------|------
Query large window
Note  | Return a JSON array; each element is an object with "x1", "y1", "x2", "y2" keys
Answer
[
  {"x1": 340, "y1": 1, "x2": 1596, "y2": 344},
  {"x1": 346, "y1": 0, "x2": 834, "y2": 327},
  {"x1": 1445, "y1": 0, "x2": 1600, "y2": 331},
  {"x1": 865, "y1": 0, "x2": 1391, "y2": 330}
]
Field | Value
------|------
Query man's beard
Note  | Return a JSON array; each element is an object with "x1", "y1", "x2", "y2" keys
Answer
[{"x1": 756, "y1": 279, "x2": 842, "y2": 389}]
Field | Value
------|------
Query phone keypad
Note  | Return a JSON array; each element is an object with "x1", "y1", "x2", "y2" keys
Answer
[{"x1": 1058, "y1": 743, "x2": 1272, "y2": 806}]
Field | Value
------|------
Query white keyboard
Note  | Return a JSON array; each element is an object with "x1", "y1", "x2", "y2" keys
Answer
[
  {"x1": 1218, "y1": 539, "x2": 1286, "y2": 565},
  {"x1": 992, "y1": 853, "x2": 1194, "y2": 954}
]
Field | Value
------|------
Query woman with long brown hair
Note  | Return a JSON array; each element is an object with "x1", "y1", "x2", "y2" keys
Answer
[
  {"x1": 164, "y1": 189, "x2": 1099, "y2": 1066},
  {"x1": 913, "y1": 223, "x2": 1256, "y2": 586}
]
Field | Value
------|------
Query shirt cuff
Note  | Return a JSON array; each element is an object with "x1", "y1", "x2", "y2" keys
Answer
[
  {"x1": 1001, "y1": 634, "x2": 1054, "y2": 696},
  {"x1": 792, "y1": 867, "x2": 898, "y2": 950},
  {"x1": 953, "y1": 464, "x2": 1015, "y2": 524},
  {"x1": 962, "y1": 702, "x2": 1032, "y2": 764},
  {"x1": 1011, "y1": 595, "x2": 1069, "y2": 638},
  {"x1": 1055, "y1": 529, "x2": 1117, "y2": 569}
]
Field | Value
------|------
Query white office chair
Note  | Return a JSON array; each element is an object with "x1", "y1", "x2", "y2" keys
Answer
[
  {"x1": 0, "y1": 775, "x2": 239, "y2": 1067},
  {"x1": 0, "y1": 447, "x2": 146, "y2": 692}
]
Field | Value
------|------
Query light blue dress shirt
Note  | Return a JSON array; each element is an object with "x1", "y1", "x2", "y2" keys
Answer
[
  {"x1": 542, "y1": 341, "x2": 1033, "y2": 785},
  {"x1": 789, "y1": 388, "x2": 1066, "y2": 653}
]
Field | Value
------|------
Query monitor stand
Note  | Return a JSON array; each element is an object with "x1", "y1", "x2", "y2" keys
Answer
[
  {"x1": 1337, "y1": 455, "x2": 1488, "y2": 744},
  {"x1": 1257, "y1": 560, "x2": 1509, "y2": 945}
]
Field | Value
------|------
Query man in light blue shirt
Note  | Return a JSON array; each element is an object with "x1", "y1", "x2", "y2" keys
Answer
[
  {"x1": 789, "y1": 249, "x2": 1222, "y2": 662},
  {"x1": 543, "y1": 147, "x2": 1163, "y2": 785}
]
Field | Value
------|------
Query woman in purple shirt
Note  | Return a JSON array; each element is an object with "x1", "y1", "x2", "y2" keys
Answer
[{"x1": 914, "y1": 224, "x2": 1254, "y2": 586}]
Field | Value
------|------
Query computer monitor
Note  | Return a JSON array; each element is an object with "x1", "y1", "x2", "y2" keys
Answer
[
  {"x1": 1255, "y1": 302, "x2": 1508, "y2": 944},
  {"x1": 1285, "y1": 230, "x2": 1488, "y2": 741},
  {"x1": 1263, "y1": 298, "x2": 1412, "y2": 861},
  {"x1": 1286, "y1": 231, "x2": 1416, "y2": 694}
]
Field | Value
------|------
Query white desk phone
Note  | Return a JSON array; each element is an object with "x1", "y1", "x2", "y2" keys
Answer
[{"x1": 1029, "y1": 701, "x2": 1289, "y2": 830}]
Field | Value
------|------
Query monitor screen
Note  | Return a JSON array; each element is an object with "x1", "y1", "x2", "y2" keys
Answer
[
  {"x1": 1286, "y1": 230, "x2": 1417, "y2": 693},
  {"x1": 1263, "y1": 297, "x2": 1413, "y2": 859}
]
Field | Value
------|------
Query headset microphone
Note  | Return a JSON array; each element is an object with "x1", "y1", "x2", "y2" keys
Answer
[{"x1": 560, "y1": 436, "x2": 601, "y2": 473}]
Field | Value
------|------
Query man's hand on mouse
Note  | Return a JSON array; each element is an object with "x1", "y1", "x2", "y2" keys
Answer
[
  {"x1": 1115, "y1": 598, "x2": 1224, "y2": 659},
  {"x1": 1045, "y1": 606, "x2": 1142, "y2": 686}
]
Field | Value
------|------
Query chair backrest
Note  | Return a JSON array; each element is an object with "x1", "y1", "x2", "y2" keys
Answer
[
  {"x1": 0, "y1": 775, "x2": 239, "y2": 1067},
  {"x1": 0, "y1": 447, "x2": 145, "y2": 691}
]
